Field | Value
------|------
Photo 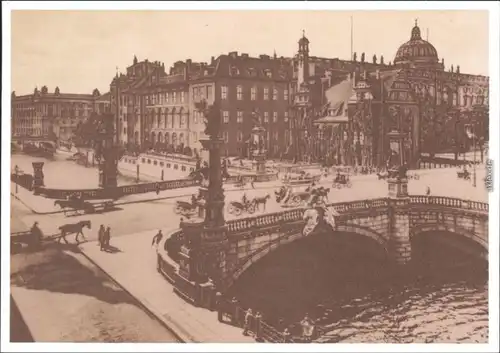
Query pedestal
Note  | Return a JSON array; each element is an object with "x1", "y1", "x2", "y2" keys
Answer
[
  {"x1": 252, "y1": 149, "x2": 267, "y2": 174},
  {"x1": 98, "y1": 162, "x2": 118, "y2": 188},
  {"x1": 32, "y1": 162, "x2": 45, "y2": 188},
  {"x1": 387, "y1": 177, "x2": 408, "y2": 198}
]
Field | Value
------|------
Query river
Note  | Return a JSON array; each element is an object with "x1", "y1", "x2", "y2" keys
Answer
[
  {"x1": 228, "y1": 231, "x2": 488, "y2": 343},
  {"x1": 10, "y1": 152, "x2": 187, "y2": 189}
]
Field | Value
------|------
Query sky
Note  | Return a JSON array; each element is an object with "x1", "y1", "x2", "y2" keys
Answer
[{"x1": 10, "y1": 10, "x2": 489, "y2": 95}]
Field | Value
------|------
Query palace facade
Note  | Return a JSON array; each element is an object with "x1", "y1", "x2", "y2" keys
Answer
[{"x1": 11, "y1": 86, "x2": 111, "y2": 143}]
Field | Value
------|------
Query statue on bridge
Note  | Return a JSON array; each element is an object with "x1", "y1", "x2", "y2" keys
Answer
[{"x1": 302, "y1": 206, "x2": 339, "y2": 237}]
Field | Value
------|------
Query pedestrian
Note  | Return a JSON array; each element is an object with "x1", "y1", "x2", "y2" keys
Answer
[
  {"x1": 254, "y1": 311, "x2": 262, "y2": 341},
  {"x1": 243, "y1": 308, "x2": 253, "y2": 336},
  {"x1": 155, "y1": 182, "x2": 160, "y2": 196},
  {"x1": 98, "y1": 224, "x2": 105, "y2": 251},
  {"x1": 104, "y1": 226, "x2": 111, "y2": 249},
  {"x1": 250, "y1": 178, "x2": 255, "y2": 189},
  {"x1": 152, "y1": 229, "x2": 163, "y2": 248},
  {"x1": 426, "y1": 186, "x2": 431, "y2": 196},
  {"x1": 282, "y1": 328, "x2": 292, "y2": 343}
]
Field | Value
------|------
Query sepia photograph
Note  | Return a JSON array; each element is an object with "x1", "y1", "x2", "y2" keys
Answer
[{"x1": 2, "y1": 2, "x2": 499, "y2": 352}]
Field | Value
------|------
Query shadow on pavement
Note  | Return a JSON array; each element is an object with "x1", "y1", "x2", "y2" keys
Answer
[
  {"x1": 102, "y1": 245, "x2": 122, "y2": 254},
  {"x1": 10, "y1": 295, "x2": 34, "y2": 342},
  {"x1": 10, "y1": 245, "x2": 136, "y2": 307}
]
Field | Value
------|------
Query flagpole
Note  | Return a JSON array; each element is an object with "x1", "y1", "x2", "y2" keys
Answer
[{"x1": 350, "y1": 16, "x2": 354, "y2": 60}]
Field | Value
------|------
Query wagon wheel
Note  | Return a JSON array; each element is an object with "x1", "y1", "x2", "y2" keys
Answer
[
  {"x1": 335, "y1": 183, "x2": 341, "y2": 189},
  {"x1": 233, "y1": 207, "x2": 242, "y2": 216},
  {"x1": 247, "y1": 203, "x2": 256, "y2": 214}
]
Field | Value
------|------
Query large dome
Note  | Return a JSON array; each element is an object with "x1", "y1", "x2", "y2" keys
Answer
[{"x1": 394, "y1": 22, "x2": 439, "y2": 66}]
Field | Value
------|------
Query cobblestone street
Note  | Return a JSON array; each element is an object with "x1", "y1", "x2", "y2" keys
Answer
[{"x1": 10, "y1": 200, "x2": 179, "y2": 343}]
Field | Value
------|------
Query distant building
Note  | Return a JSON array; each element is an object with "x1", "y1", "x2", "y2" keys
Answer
[
  {"x1": 295, "y1": 22, "x2": 489, "y2": 168},
  {"x1": 109, "y1": 21, "x2": 488, "y2": 163},
  {"x1": 11, "y1": 86, "x2": 111, "y2": 143}
]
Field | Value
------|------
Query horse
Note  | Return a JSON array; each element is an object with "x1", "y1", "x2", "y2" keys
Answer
[
  {"x1": 275, "y1": 186, "x2": 288, "y2": 203},
  {"x1": 315, "y1": 187, "x2": 330, "y2": 204},
  {"x1": 57, "y1": 220, "x2": 92, "y2": 244},
  {"x1": 252, "y1": 194, "x2": 271, "y2": 211}
]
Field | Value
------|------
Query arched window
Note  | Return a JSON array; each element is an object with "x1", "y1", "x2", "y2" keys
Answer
[
  {"x1": 179, "y1": 133, "x2": 185, "y2": 145},
  {"x1": 157, "y1": 109, "x2": 161, "y2": 128},
  {"x1": 163, "y1": 108, "x2": 168, "y2": 128},
  {"x1": 171, "y1": 108, "x2": 176, "y2": 128},
  {"x1": 158, "y1": 132, "x2": 163, "y2": 143},
  {"x1": 165, "y1": 132, "x2": 170, "y2": 144},
  {"x1": 151, "y1": 132, "x2": 156, "y2": 144},
  {"x1": 172, "y1": 132, "x2": 178, "y2": 146}
]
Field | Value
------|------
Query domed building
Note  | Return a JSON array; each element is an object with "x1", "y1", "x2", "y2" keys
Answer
[
  {"x1": 393, "y1": 20, "x2": 444, "y2": 70},
  {"x1": 290, "y1": 21, "x2": 489, "y2": 168}
]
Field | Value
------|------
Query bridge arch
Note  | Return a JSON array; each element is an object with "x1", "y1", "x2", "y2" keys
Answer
[
  {"x1": 228, "y1": 223, "x2": 389, "y2": 288},
  {"x1": 410, "y1": 223, "x2": 488, "y2": 251}
]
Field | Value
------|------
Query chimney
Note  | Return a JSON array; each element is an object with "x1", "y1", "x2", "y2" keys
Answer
[
  {"x1": 241, "y1": 53, "x2": 249, "y2": 58},
  {"x1": 229, "y1": 51, "x2": 238, "y2": 58},
  {"x1": 185, "y1": 59, "x2": 192, "y2": 80},
  {"x1": 211, "y1": 56, "x2": 215, "y2": 64}
]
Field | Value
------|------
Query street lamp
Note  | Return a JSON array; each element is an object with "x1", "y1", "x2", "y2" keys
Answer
[
  {"x1": 14, "y1": 165, "x2": 20, "y2": 194},
  {"x1": 465, "y1": 123, "x2": 477, "y2": 187}
]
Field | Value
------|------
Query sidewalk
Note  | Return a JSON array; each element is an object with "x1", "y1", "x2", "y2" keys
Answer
[{"x1": 79, "y1": 231, "x2": 255, "y2": 343}]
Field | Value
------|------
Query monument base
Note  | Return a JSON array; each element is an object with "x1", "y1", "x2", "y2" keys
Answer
[
  {"x1": 387, "y1": 177, "x2": 409, "y2": 198},
  {"x1": 252, "y1": 153, "x2": 267, "y2": 174},
  {"x1": 98, "y1": 163, "x2": 118, "y2": 189}
]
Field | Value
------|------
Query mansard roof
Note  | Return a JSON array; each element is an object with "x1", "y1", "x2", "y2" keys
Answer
[{"x1": 214, "y1": 52, "x2": 293, "y2": 81}]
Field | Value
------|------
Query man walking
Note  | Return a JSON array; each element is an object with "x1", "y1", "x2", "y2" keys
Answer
[
  {"x1": 103, "y1": 226, "x2": 111, "y2": 249},
  {"x1": 152, "y1": 230, "x2": 163, "y2": 249},
  {"x1": 98, "y1": 224, "x2": 105, "y2": 251}
]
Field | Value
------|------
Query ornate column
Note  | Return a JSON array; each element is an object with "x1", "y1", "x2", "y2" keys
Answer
[
  {"x1": 386, "y1": 127, "x2": 411, "y2": 265},
  {"x1": 95, "y1": 114, "x2": 118, "y2": 189},
  {"x1": 175, "y1": 100, "x2": 229, "y2": 306},
  {"x1": 32, "y1": 162, "x2": 45, "y2": 192}
]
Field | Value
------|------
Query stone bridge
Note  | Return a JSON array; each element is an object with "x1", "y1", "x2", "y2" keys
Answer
[{"x1": 163, "y1": 195, "x2": 488, "y2": 295}]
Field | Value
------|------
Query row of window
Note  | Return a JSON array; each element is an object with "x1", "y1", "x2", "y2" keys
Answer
[
  {"x1": 223, "y1": 129, "x2": 292, "y2": 143},
  {"x1": 222, "y1": 111, "x2": 290, "y2": 124},
  {"x1": 221, "y1": 85, "x2": 289, "y2": 101},
  {"x1": 143, "y1": 91, "x2": 186, "y2": 106}
]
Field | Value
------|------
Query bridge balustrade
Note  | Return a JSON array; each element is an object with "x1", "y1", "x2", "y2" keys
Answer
[
  {"x1": 409, "y1": 196, "x2": 488, "y2": 212},
  {"x1": 35, "y1": 178, "x2": 201, "y2": 200}
]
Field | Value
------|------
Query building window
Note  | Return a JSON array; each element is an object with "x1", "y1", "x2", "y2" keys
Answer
[
  {"x1": 264, "y1": 87, "x2": 269, "y2": 100},
  {"x1": 223, "y1": 131, "x2": 229, "y2": 142},
  {"x1": 264, "y1": 112, "x2": 269, "y2": 123},
  {"x1": 273, "y1": 88, "x2": 278, "y2": 100},
  {"x1": 265, "y1": 70, "x2": 272, "y2": 78},
  {"x1": 284, "y1": 89, "x2": 289, "y2": 101},
  {"x1": 273, "y1": 112, "x2": 278, "y2": 123},
  {"x1": 237, "y1": 131, "x2": 243, "y2": 142},
  {"x1": 237, "y1": 111, "x2": 243, "y2": 123},
  {"x1": 221, "y1": 85, "x2": 228, "y2": 100},
  {"x1": 274, "y1": 131, "x2": 279, "y2": 141},
  {"x1": 165, "y1": 92, "x2": 169, "y2": 103},
  {"x1": 284, "y1": 111, "x2": 289, "y2": 122},
  {"x1": 223, "y1": 111, "x2": 229, "y2": 123},
  {"x1": 180, "y1": 92, "x2": 185, "y2": 103},
  {"x1": 251, "y1": 87, "x2": 257, "y2": 100},
  {"x1": 237, "y1": 86, "x2": 243, "y2": 100},
  {"x1": 207, "y1": 86, "x2": 213, "y2": 101}
]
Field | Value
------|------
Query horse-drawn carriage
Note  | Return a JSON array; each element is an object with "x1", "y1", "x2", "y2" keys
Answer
[
  {"x1": 54, "y1": 194, "x2": 115, "y2": 216},
  {"x1": 174, "y1": 200, "x2": 198, "y2": 217},
  {"x1": 275, "y1": 184, "x2": 329, "y2": 208},
  {"x1": 227, "y1": 199, "x2": 256, "y2": 216},
  {"x1": 332, "y1": 173, "x2": 352, "y2": 189}
]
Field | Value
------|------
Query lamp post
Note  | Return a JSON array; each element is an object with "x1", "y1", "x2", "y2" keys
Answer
[{"x1": 14, "y1": 165, "x2": 20, "y2": 194}]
